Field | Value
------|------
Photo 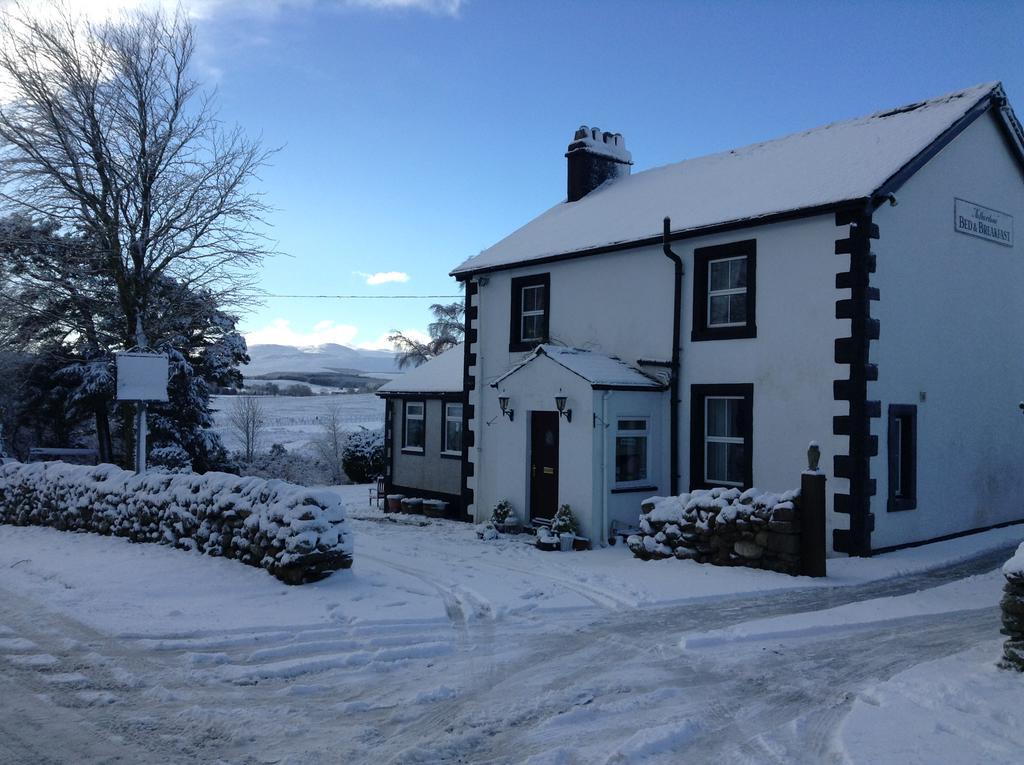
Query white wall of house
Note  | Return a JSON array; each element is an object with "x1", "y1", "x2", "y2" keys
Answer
[
  {"x1": 485, "y1": 354, "x2": 595, "y2": 532},
  {"x1": 467, "y1": 216, "x2": 851, "y2": 546},
  {"x1": 671, "y1": 214, "x2": 850, "y2": 545},
  {"x1": 871, "y1": 110, "x2": 1024, "y2": 549}
]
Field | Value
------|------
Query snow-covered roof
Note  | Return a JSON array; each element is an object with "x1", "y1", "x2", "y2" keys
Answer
[
  {"x1": 491, "y1": 345, "x2": 663, "y2": 390},
  {"x1": 453, "y1": 82, "x2": 1009, "y2": 275},
  {"x1": 376, "y1": 343, "x2": 464, "y2": 395}
]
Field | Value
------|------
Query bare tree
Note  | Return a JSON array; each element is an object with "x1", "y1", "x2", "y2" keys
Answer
[
  {"x1": 388, "y1": 300, "x2": 464, "y2": 369},
  {"x1": 312, "y1": 405, "x2": 346, "y2": 484},
  {"x1": 228, "y1": 396, "x2": 264, "y2": 464},
  {"x1": 0, "y1": 2, "x2": 272, "y2": 350}
]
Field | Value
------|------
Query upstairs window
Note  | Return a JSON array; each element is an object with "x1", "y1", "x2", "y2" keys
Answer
[
  {"x1": 690, "y1": 384, "x2": 753, "y2": 489},
  {"x1": 443, "y1": 402, "x2": 463, "y2": 455},
  {"x1": 692, "y1": 240, "x2": 757, "y2": 341},
  {"x1": 615, "y1": 418, "x2": 650, "y2": 487},
  {"x1": 510, "y1": 273, "x2": 550, "y2": 352},
  {"x1": 402, "y1": 400, "x2": 425, "y2": 452},
  {"x1": 888, "y1": 405, "x2": 917, "y2": 512}
]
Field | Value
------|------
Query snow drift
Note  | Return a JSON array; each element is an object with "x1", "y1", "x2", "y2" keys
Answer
[{"x1": 0, "y1": 461, "x2": 353, "y2": 584}]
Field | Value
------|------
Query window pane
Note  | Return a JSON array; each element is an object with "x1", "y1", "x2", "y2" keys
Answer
[
  {"x1": 706, "y1": 441, "x2": 728, "y2": 482},
  {"x1": 618, "y1": 419, "x2": 646, "y2": 431},
  {"x1": 726, "y1": 398, "x2": 745, "y2": 438},
  {"x1": 616, "y1": 435, "x2": 647, "y2": 483},
  {"x1": 405, "y1": 419, "x2": 424, "y2": 449},
  {"x1": 522, "y1": 285, "x2": 543, "y2": 312},
  {"x1": 522, "y1": 314, "x2": 543, "y2": 341},
  {"x1": 729, "y1": 293, "x2": 747, "y2": 323},
  {"x1": 707, "y1": 398, "x2": 728, "y2": 437},
  {"x1": 407, "y1": 402, "x2": 423, "y2": 417},
  {"x1": 709, "y1": 294, "x2": 730, "y2": 325},
  {"x1": 447, "y1": 403, "x2": 463, "y2": 421},
  {"x1": 726, "y1": 442, "x2": 746, "y2": 484},
  {"x1": 709, "y1": 260, "x2": 731, "y2": 291},
  {"x1": 729, "y1": 257, "x2": 747, "y2": 289},
  {"x1": 446, "y1": 419, "x2": 462, "y2": 452}
]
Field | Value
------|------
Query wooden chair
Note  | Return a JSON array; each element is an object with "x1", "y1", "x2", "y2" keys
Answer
[{"x1": 369, "y1": 476, "x2": 385, "y2": 508}]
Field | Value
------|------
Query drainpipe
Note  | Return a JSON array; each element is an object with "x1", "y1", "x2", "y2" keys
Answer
[
  {"x1": 662, "y1": 217, "x2": 683, "y2": 496},
  {"x1": 600, "y1": 390, "x2": 610, "y2": 545}
]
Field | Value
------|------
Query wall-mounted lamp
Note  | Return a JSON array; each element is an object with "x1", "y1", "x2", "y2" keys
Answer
[
  {"x1": 554, "y1": 395, "x2": 572, "y2": 423},
  {"x1": 499, "y1": 395, "x2": 514, "y2": 422}
]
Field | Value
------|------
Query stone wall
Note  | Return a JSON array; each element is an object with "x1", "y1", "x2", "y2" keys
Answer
[
  {"x1": 1000, "y1": 545, "x2": 1024, "y2": 670},
  {"x1": 0, "y1": 461, "x2": 353, "y2": 585},
  {"x1": 627, "y1": 487, "x2": 803, "y2": 575}
]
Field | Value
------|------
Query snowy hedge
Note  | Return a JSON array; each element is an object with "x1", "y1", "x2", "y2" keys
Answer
[
  {"x1": 627, "y1": 486, "x2": 802, "y2": 574},
  {"x1": 1000, "y1": 542, "x2": 1024, "y2": 671},
  {"x1": 0, "y1": 461, "x2": 353, "y2": 584}
]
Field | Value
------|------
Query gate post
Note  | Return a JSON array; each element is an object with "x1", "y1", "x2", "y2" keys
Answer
[{"x1": 800, "y1": 442, "x2": 827, "y2": 577}]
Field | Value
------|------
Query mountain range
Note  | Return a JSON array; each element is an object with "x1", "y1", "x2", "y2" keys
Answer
[{"x1": 243, "y1": 343, "x2": 402, "y2": 379}]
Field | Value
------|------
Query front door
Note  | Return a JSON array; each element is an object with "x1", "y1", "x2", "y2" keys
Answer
[{"x1": 529, "y1": 411, "x2": 559, "y2": 521}]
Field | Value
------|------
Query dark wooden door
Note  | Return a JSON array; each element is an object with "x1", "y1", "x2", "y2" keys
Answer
[{"x1": 529, "y1": 411, "x2": 559, "y2": 521}]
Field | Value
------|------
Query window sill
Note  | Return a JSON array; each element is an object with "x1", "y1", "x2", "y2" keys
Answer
[
  {"x1": 610, "y1": 485, "x2": 658, "y2": 495},
  {"x1": 691, "y1": 325, "x2": 757, "y2": 342},
  {"x1": 887, "y1": 497, "x2": 917, "y2": 512},
  {"x1": 440, "y1": 452, "x2": 462, "y2": 461},
  {"x1": 400, "y1": 448, "x2": 425, "y2": 456},
  {"x1": 509, "y1": 339, "x2": 546, "y2": 353}
]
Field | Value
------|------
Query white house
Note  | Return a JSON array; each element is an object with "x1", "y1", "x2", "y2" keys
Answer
[
  {"x1": 450, "y1": 81, "x2": 1024, "y2": 555},
  {"x1": 376, "y1": 344, "x2": 466, "y2": 518}
]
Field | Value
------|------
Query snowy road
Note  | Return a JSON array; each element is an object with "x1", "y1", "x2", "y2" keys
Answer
[{"x1": 0, "y1": 541, "x2": 1016, "y2": 764}]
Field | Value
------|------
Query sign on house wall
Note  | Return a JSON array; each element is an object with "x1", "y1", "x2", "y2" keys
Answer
[{"x1": 955, "y1": 198, "x2": 1013, "y2": 247}]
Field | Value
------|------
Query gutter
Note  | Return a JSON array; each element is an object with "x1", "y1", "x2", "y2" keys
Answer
[{"x1": 662, "y1": 217, "x2": 683, "y2": 496}]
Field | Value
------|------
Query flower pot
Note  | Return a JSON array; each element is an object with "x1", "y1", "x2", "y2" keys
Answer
[
  {"x1": 559, "y1": 532, "x2": 575, "y2": 552},
  {"x1": 400, "y1": 497, "x2": 423, "y2": 514},
  {"x1": 422, "y1": 499, "x2": 447, "y2": 518},
  {"x1": 385, "y1": 494, "x2": 405, "y2": 513}
]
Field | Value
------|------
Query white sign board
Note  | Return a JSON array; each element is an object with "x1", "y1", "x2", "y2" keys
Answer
[
  {"x1": 955, "y1": 198, "x2": 1013, "y2": 247},
  {"x1": 116, "y1": 352, "x2": 169, "y2": 401}
]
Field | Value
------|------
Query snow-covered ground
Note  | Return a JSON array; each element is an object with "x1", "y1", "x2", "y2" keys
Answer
[
  {"x1": 0, "y1": 484, "x2": 1021, "y2": 763},
  {"x1": 210, "y1": 393, "x2": 384, "y2": 452}
]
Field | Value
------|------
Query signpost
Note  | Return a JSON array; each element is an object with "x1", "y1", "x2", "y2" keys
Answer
[
  {"x1": 954, "y1": 198, "x2": 1014, "y2": 247},
  {"x1": 115, "y1": 352, "x2": 169, "y2": 474}
]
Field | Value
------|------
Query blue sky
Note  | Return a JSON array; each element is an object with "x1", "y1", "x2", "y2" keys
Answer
[{"x1": 131, "y1": 0, "x2": 1024, "y2": 348}]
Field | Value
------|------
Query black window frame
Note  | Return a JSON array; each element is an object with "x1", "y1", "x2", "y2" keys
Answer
[
  {"x1": 887, "y1": 404, "x2": 917, "y2": 512},
  {"x1": 509, "y1": 273, "x2": 550, "y2": 352},
  {"x1": 401, "y1": 399, "x2": 426, "y2": 454},
  {"x1": 690, "y1": 383, "x2": 753, "y2": 490},
  {"x1": 691, "y1": 240, "x2": 757, "y2": 342}
]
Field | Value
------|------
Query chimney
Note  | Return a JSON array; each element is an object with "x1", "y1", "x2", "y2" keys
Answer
[{"x1": 565, "y1": 126, "x2": 632, "y2": 203}]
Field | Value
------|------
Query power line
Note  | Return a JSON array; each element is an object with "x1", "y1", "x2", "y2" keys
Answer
[{"x1": 264, "y1": 294, "x2": 462, "y2": 299}]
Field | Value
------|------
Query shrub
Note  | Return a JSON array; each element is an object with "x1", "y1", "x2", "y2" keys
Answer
[
  {"x1": 491, "y1": 499, "x2": 516, "y2": 525},
  {"x1": 550, "y1": 504, "x2": 578, "y2": 535},
  {"x1": 0, "y1": 460, "x2": 353, "y2": 584},
  {"x1": 341, "y1": 427, "x2": 385, "y2": 484}
]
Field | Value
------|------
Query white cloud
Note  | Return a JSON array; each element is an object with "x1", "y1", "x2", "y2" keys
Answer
[
  {"x1": 356, "y1": 328, "x2": 430, "y2": 351},
  {"x1": 245, "y1": 318, "x2": 359, "y2": 347},
  {"x1": 344, "y1": 0, "x2": 465, "y2": 16},
  {"x1": 355, "y1": 270, "x2": 410, "y2": 285}
]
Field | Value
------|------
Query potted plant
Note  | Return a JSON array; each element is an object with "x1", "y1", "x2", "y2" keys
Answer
[
  {"x1": 422, "y1": 499, "x2": 448, "y2": 518},
  {"x1": 490, "y1": 499, "x2": 519, "y2": 534},
  {"x1": 400, "y1": 497, "x2": 423, "y2": 514},
  {"x1": 550, "y1": 504, "x2": 578, "y2": 552},
  {"x1": 385, "y1": 494, "x2": 405, "y2": 513}
]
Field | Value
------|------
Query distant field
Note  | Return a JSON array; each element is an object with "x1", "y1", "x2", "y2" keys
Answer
[{"x1": 211, "y1": 393, "x2": 384, "y2": 452}]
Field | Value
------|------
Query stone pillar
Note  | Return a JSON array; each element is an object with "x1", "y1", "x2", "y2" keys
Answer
[{"x1": 799, "y1": 442, "x2": 827, "y2": 577}]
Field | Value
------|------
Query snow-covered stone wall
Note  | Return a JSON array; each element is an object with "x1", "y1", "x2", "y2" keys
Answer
[
  {"x1": 627, "y1": 486, "x2": 802, "y2": 574},
  {"x1": 0, "y1": 461, "x2": 353, "y2": 584},
  {"x1": 1000, "y1": 542, "x2": 1024, "y2": 671}
]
